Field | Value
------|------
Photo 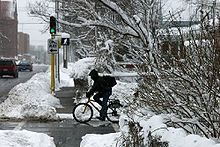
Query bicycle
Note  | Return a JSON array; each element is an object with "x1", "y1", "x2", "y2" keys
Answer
[{"x1": 72, "y1": 96, "x2": 123, "y2": 123}]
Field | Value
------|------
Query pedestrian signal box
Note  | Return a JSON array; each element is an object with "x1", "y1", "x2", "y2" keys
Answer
[{"x1": 61, "y1": 38, "x2": 70, "y2": 46}]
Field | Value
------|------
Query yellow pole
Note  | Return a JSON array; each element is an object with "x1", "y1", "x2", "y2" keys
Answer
[
  {"x1": 50, "y1": 34, "x2": 56, "y2": 93},
  {"x1": 50, "y1": 54, "x2": 55, "y2": 93}
]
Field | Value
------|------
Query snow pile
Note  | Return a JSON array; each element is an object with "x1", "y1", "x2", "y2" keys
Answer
[
  {"x1": 70, "y1": 57, "x2": 95, "y2": 79},
  {"x1": 80, "y1": 132, "x2": 121, "y2": 147},
  {"x1": 0, "y1": 72, "x2": 62, "y2": 120},
  {"x1": 58, "y1": 65, "x2": 75, "y2": 87},
  {"x1": 139, "y1": 115, "x2": 220, "y2": 147},
  {"x1": 0, "y1": 130, "x2": 55, "y2": 147},
  {"x1": 81, "y1": 115, "x2": 220, "y2": 147}
]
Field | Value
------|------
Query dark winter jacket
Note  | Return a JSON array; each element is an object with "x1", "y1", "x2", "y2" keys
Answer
[{"x1": 87, "y1": 69, "x2": 111, "y2": 96}]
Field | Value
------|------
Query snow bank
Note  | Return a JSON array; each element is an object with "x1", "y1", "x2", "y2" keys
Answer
[
  {"x1": 139, "y1": 115, "x2": 220, "y2": 147},
  {"x1": 58, "y1": 65, "x2": 75, "y2": 87},
  {"x1": 0, "y1": 72, "x2": 62, "y2": 120},
  {"x1": 80, "y1": 132, "x2": 121, "y2": 147},
  {"x1": 81, "y1": 115, "x2": 220, "y2": 147},
  {"x1": 0, "y1": 130, "x2": 55, "y2": 147}
]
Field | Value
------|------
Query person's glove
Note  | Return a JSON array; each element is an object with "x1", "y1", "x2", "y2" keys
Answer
[{"x1": 86, "y1": 92, "x2": 91, "y2": 98}]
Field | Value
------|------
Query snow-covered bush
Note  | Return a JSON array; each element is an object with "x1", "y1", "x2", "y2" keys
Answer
[{"x1": 137, "y1": 15, "x2": 220, "y2": 138}]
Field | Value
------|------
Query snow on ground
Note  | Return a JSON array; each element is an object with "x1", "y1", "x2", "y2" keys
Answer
[
  {"x1": 0, "y1": 130, "x2": 55, "y2": 147},
  {"x1": 81, "y1": 114, "x2": 220, "y2": 147},
  {"x1": 80, "y1": 132, "x2": 121, "y2": 147},
  {"x1": 58, "y1": 66, "x2": 75, "y2": 87},
  {"x1": 0, "y1": 71, "x2": 62, "y2": 120}
]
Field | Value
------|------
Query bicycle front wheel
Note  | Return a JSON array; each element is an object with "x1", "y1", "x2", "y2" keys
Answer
[
  {"x1": 106, "y1": 103, "x2": 122, "y2": 123},
  {"x1": 72, "y1": 103, "x2": 93, "y2": 123}
]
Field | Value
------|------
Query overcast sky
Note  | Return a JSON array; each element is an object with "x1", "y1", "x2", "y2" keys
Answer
[{"x1": 17, "y1": 0, "x2": 50, "y2": 49}]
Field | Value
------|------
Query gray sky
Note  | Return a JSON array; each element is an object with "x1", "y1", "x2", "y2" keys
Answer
[{"x1": 17, "y1": 0, "x2": 50, "y2": 49}]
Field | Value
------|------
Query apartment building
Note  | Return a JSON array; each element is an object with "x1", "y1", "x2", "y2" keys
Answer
[
  {"x1": 17, "y1": 32, "x2": 30, "y2": 55},
  {"x1": 0, "y1": 0, "x2": 18, "y2": 58}
]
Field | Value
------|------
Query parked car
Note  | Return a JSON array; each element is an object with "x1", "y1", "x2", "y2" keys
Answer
[
  {"x1": 0, "y1": 59, "x2": 18, "y2": 78},
  {"x1": 17, "y1": 61, "x2": 33, "y2": 72}
]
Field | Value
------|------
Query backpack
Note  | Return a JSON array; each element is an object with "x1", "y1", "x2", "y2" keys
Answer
[{"x1": 103, "y1": 75, "x2": 117, "y2": 87}]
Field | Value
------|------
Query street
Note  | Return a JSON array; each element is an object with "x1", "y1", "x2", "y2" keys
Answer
[
  {"x1": 0, "y1": 64, "x2": 49, "y2": 102},
  {"x1": 0, "y1": 119, "x2": 116, "y2": 147}
]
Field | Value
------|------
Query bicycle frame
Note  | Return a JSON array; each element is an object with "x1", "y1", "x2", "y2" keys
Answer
[
  {"x1": 84, "y1": 97, "x2": 101, "y2": 112},
  {"x1": 73, "y1": 96, "x2": 122, "y2": 123},
  {"x1": 83, "y1": 97, "x2": 118, "y2": 112}
]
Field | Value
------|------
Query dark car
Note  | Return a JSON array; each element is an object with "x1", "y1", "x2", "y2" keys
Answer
[
  {"x1": 0, "y1": 59, "x2": 18, "y2": 78},
  {"x1": 17, "y1": 61, "x2": 33, "y2": 72}
]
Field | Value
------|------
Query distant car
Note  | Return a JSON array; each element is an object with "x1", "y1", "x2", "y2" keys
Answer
[
  {"x1": 17, "y1": 61, "x2": 33, "y2": 72},
  {"x1": 0, "y1": 59, "x2": 18, "y2": 78}
]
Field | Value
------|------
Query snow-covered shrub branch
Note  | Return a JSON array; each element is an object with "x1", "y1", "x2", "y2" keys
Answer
[{"x1": 137, "y1": 12, "x2": 220, "y2": 138}]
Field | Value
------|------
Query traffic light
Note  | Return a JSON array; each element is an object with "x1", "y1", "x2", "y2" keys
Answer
[{"x1": 50, "y1": 16, "x2": 56, "y2": 34}]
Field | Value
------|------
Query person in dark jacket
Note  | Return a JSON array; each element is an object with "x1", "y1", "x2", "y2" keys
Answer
[{"x1": 86, "y1": 69, "x2": 112, "y2": 121}]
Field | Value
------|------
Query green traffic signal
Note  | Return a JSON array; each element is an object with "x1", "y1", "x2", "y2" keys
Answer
[
  {"x1": 50, "y1": 28, "x2": 56, "y2": 34},
  {"x1": 50, "y1": 16, "x2": 56, "y2": 34}
]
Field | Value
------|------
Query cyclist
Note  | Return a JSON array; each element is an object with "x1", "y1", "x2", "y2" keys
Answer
[{"x1": 86, "y1": 69, "x2": 112, "y2": 121}]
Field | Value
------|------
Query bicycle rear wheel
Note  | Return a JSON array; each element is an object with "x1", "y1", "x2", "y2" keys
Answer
[
  {"x1": 72, "y1": 103, "x2": 93, "y2": 123},
  {"x1": 106, "y1": 102, "x2": 122, "y2": 123}
]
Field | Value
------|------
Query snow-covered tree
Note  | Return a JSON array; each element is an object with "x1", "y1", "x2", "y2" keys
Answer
[{"x1": 29, "y1": 0, "x2": 162, "y2": 70}]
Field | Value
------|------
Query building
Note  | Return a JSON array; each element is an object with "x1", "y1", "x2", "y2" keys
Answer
[
  {"x1": 0, "y1": 0, "x2": 18, "y2": 58},
  {"x1": 17, "y1": 32, "x2": 30, "y2": 54}
]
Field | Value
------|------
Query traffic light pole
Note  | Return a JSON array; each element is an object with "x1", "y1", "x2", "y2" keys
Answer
[
  {"x1": 50, "y1": 35, "x2": 56, "y2": 93},
  {"x1": 49, "y1": 15, "x2": 56, "y2": 93},
  {"x1": 50, "y1": 52, "x2": 55, "y2": 93}
]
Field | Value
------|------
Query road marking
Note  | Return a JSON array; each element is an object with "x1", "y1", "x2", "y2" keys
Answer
[
  {"x1": 56, "y1": 113, "x2": 73, "y2": 120},
  {"x1": 13, "y1": 121, "x2": 26, "y2": 130}
]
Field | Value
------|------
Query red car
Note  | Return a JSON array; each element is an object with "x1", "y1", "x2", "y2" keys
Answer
[{"x1": 0, "y1": 59, "x2": 18, "y2": 78}]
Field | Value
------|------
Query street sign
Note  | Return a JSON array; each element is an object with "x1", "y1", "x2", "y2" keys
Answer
[
  {"x1": 48, "y1": 39, "x2": 58, "y2": 54},
  {"x1": 61, "y1": 38, "x2": 70, "y2": 46}
]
